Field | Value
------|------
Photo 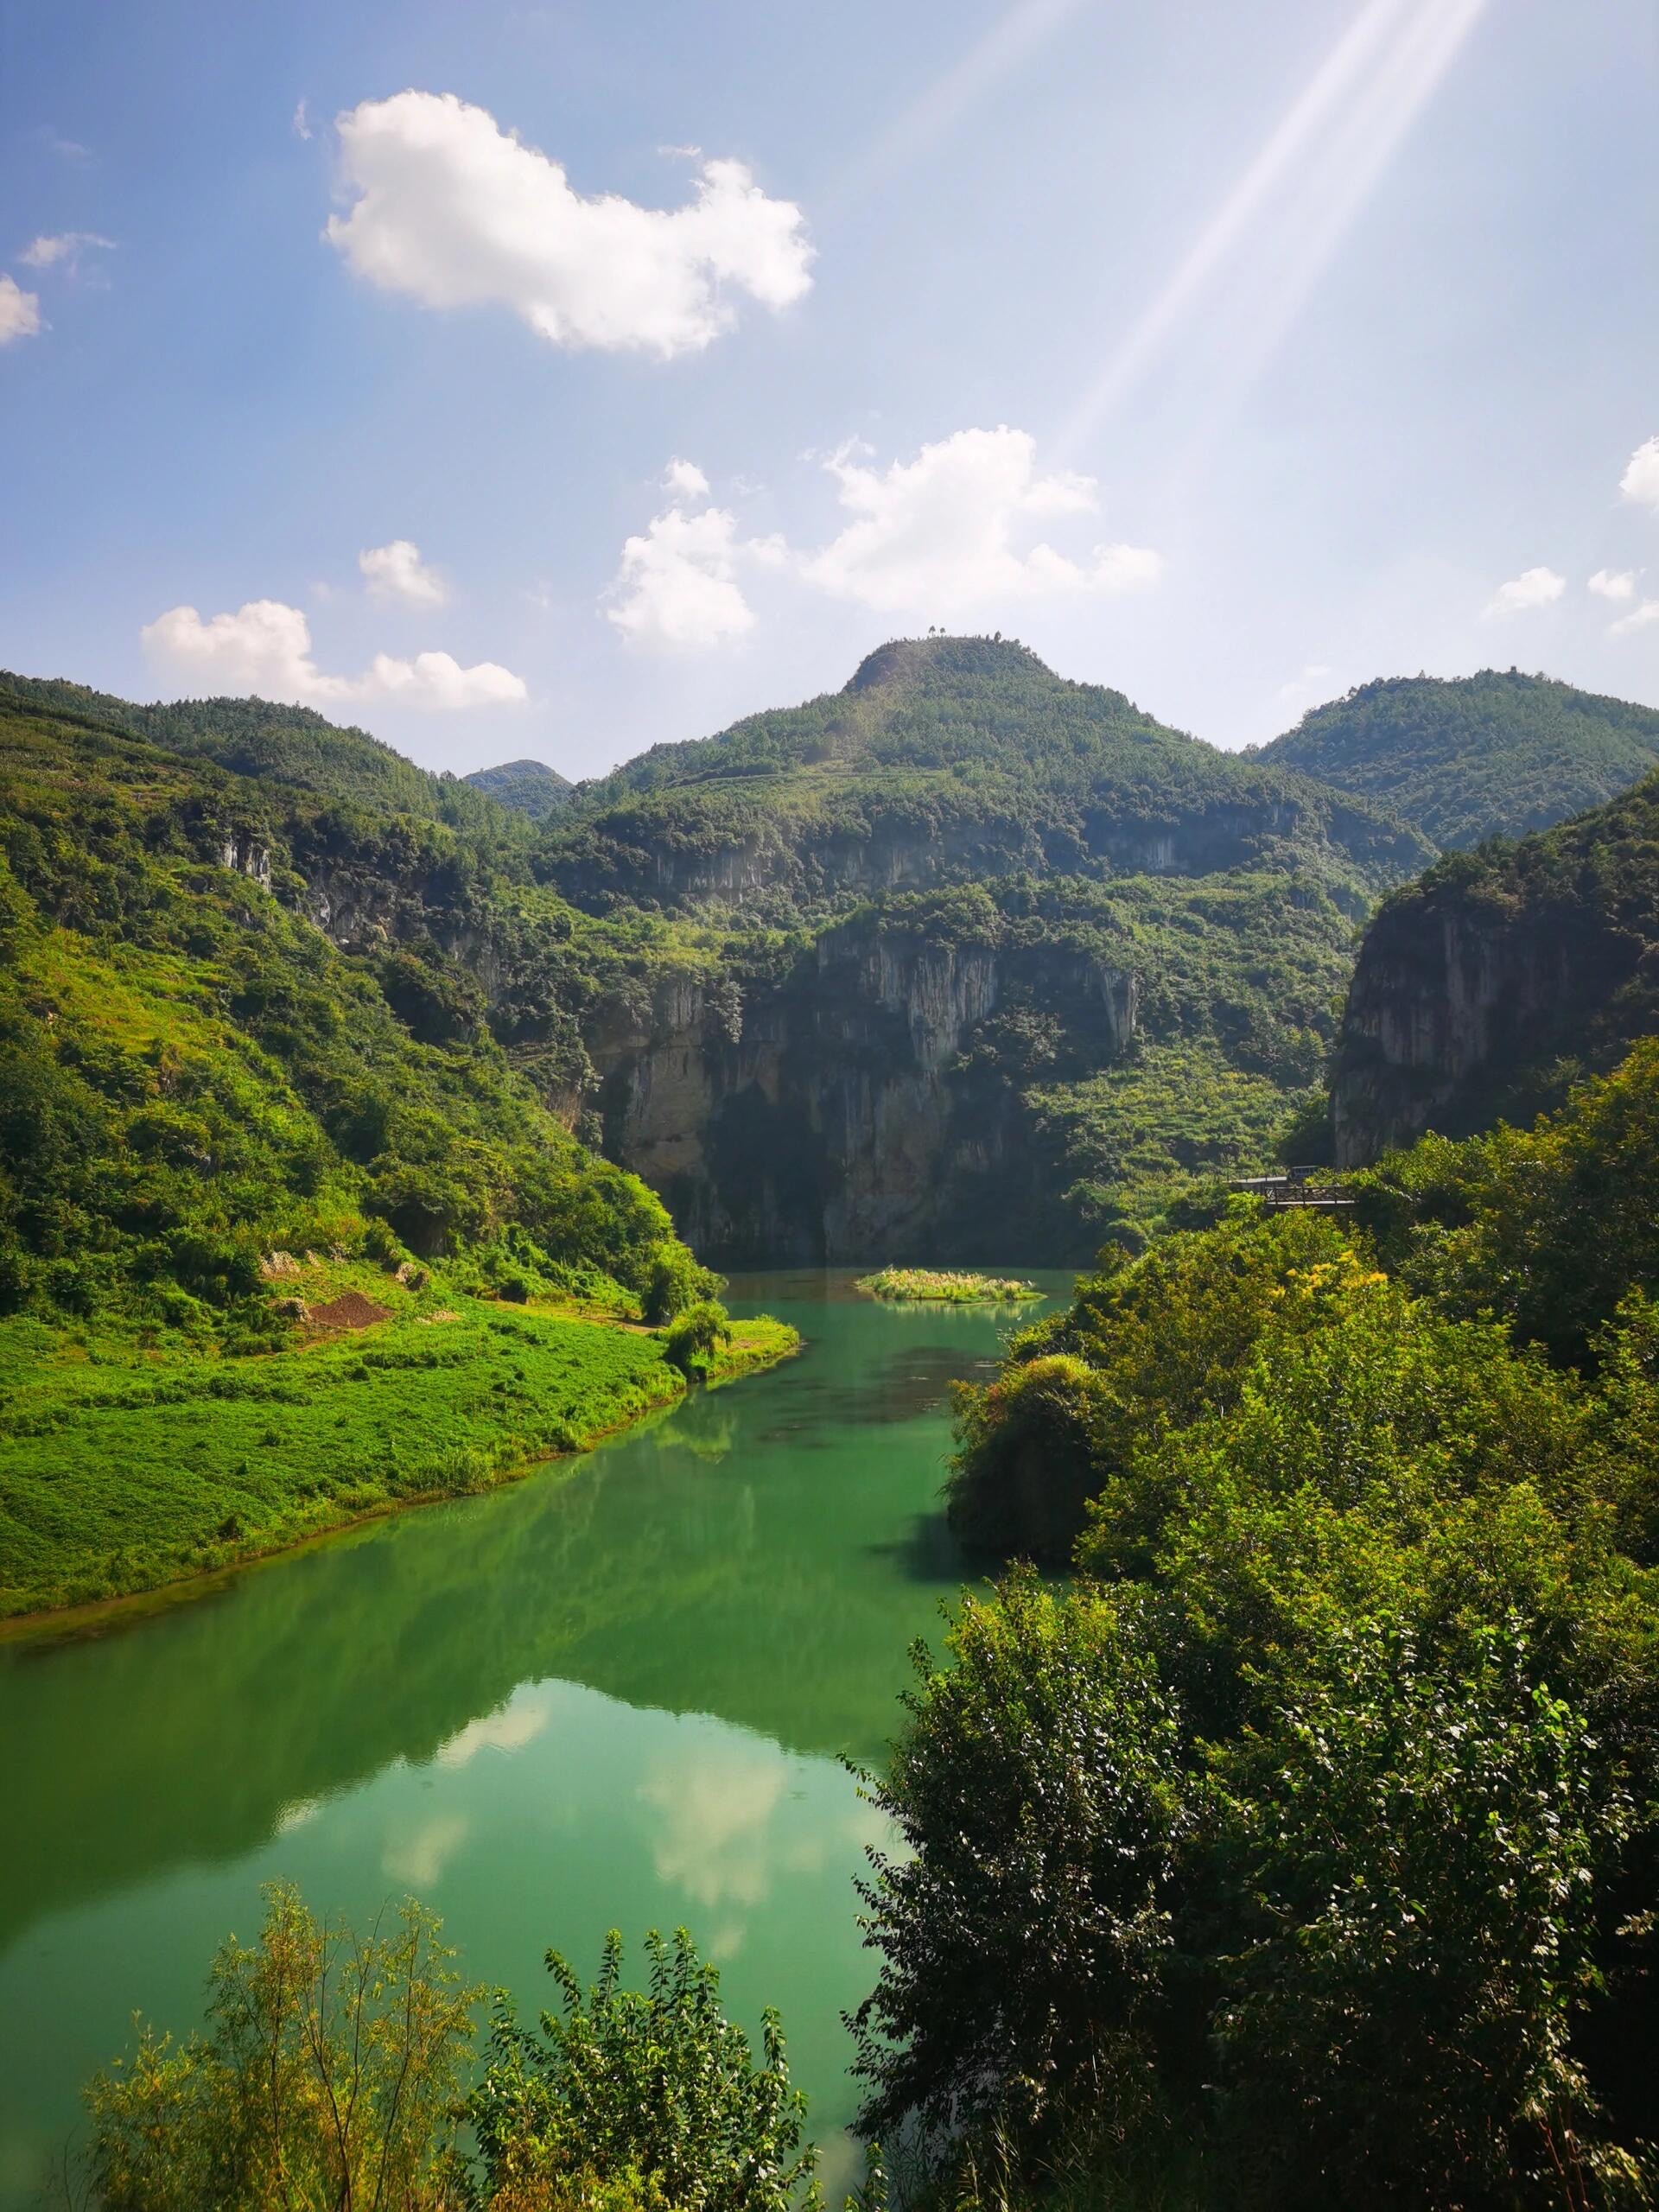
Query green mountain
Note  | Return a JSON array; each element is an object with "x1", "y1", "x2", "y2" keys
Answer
[
  {"x1": 519, "y1": 636, "x2": 1439, "y2": 1260},
  {"x1": 0, "y1": 668, "x2": 512, "y2": 826},
  {"x1": 542, "y1": 634, "x2": 1431, "y2": 921},
  {"x1": 1260, "y1": 669, "x2": 1659, "y2": 850},
  {"x1": 0, "y1": 640, "x2": 1446, "y2": 1293},
  {"x1": 465, "y1": 756, "x2": 573, "y2": 818},
  {"x1": 1331, "y1": 766, "x2": 1659, "y2": 1162}
]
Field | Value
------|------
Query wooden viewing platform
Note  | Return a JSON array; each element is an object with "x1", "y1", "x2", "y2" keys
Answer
[{"x1": 1231, "y1": 1165, "x2": 1356, "y2": 1212}]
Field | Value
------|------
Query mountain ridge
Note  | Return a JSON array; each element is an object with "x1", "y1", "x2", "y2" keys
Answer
[{"x1": 1260, "y1": 668, "x2": 1659, "y2": 849}]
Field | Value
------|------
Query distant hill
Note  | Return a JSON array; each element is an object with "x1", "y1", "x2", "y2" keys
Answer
[
  {"x1": 0, "y1": 671, "x2": 501, "y2": 827},
  {"x1": 542, "y1": 633, "x2": 1432, "y2": 919},
  {"x1": 1332, "y1": 767, "x2": 1659, "y2": 1161},
  {"x1": 465, "y1": 757, "x2": 572, "y2": 818},
  {"x1": 1261, "y1": 671, "x2": 1659, "y2": 850}
]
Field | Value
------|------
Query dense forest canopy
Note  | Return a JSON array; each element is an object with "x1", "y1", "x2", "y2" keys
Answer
[
  {"x1": 908, "y1": 1039, "x2": 1659, "y2": 2203},
  {"x1": 1261, "y1": 669, "x2": 1659, "y2": 849},
  {"x1": 464, "y1": 755, "x2": 575, "y2": 817}
]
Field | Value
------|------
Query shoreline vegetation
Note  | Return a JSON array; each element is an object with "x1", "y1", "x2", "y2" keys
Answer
[
  {"x1": 0, "y1": 1278, "x2": 798, "y2": 1631},
  {"x1": 856, "y1": 1266, "x2": 1042, "y2": 1305}
]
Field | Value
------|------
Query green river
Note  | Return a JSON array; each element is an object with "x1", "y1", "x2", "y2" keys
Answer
[{"x1": 0, "y1": 1269, "x2": 1068, "y2": 2206}]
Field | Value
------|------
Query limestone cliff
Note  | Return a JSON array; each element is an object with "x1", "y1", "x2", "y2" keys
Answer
[
  {"x1": 1332, "y1": 773, "x2": 1659, "y2": 1164},
  {"x1": 587, "y1": 916, "x2": 1138, "y2": 1265}
]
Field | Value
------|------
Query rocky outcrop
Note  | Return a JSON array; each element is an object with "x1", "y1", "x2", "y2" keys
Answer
[
  {"x1": 545, "y1": 795, "x2": 1414, "y2": 918},
  {"x1": 588, "y1": 918, "x2": 1138, "y2": 1265},
  {"x1": 219, "y1": 831, "x2": 271, "y2": 887},
  {"x1": 1332, "y1": 778, "x2": 1659, "y2": 1162},
  {"x1": 1332, "y1": 897, "x2": 1582, "y2": 1162}
]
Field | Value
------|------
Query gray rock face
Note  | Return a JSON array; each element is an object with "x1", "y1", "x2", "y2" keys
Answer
[
  {"x1": 219, "y1": 832, "x2": 271, "y2": 887},
  {"x1": 588, "y1": 918, "x2": 1138, "y2": 1265}
]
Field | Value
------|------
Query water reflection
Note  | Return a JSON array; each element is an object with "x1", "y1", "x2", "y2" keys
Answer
[{"x1": 0, "y1": 1272, "x2": 1070, "y2": 2210}]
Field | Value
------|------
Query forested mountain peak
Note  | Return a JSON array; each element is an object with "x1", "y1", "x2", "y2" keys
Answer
[
  {"x1": 842, "y1": 632, "x2": 1054, "y2": 693},
  {"x1": 464, "y1": 757, "x2": 574, "y2": 818},
  {"x1": 1260, "y1": 668, "x2": 1659, "y2": 849}
]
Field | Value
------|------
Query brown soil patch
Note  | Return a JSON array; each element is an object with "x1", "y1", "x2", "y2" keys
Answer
[{"x1": 308, "y1": 1291, "x2": 393, "y2": 1331}]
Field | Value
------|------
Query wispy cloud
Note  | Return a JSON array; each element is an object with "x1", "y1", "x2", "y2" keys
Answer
[
  {"x1": 359, "y1": 538, "x2": 448, "y2": 608},
  {"x1": 1620, "y1": 435, "x2": 1659, "y2": 512},
  {"x1": 0, "y1": 275, "x2": 41, "y2": 346},
  {"x1": 19, "y1": 231, "x2": 115, "y2": 272},
  {"x1": 1483, "y1": 566, "x2": 1565, "y2": 618}
]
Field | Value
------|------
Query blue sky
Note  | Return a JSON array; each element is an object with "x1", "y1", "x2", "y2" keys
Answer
[{"x1": 2, "y1": 0, "x2": 1656, "y2": 778}]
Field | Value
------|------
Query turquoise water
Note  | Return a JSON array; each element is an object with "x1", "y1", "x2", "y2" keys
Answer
[{"x1": 0, "y1": 1270, "x2": 1067, "y2": 2205}]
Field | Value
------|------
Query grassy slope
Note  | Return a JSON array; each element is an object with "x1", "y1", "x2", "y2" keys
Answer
[
  {"x1": 1260, "y1": 670, "x2": 1659, "y2": 849},
  {"x1": 0, "y1": 1278, "x2": 797, "y2": 1619}
]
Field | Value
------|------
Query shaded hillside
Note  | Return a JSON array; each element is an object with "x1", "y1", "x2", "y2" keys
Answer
[
  {"x1": 539, "y1": 635, "x2": 1432, "y2": 920},
  {"x1": 466, "y1": 755, "x2": 573, "y2": 817},
  {"x1": 1331, "y1": 769, "x2": 1659, "y2": 1163},
  {"x1": 1262, "y1": 670, "x2": 1659, "y2": 849}
]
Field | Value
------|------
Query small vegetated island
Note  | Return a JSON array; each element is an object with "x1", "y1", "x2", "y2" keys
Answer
[{"x1": 856, "y1": 1266, "x2": 1042, "y2": 1304}]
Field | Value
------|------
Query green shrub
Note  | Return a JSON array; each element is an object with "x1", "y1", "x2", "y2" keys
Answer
[
  {"x1": 83, "y1": 1884, "x2": 475, "y2": 2210},
  {"x1": 468, "y1": 1929, "x2": 816, "y2": 2212},
  {"x1": 663, "y1": 1300, "x2": 731, "y2": 1379},
  {"x1": 639, "y1": 1241, "x2": 723, "y2": 1326}
]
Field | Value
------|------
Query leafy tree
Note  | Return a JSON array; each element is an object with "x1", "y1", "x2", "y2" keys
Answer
[
  {"x1": 1211, "y1": 1618, "x2": 1634, "y2": 2207},
  {"x1": 639, "y1": 1241, "x2": 723, "y2": 1326},
  {"x1": 850, "y1": 1571, "x2": 1188, "y2": 2145},
  {"x1": 83, "y1": 1884, "x2": 476, "y2": 2210},
  {"x1": 948, "y1": 1209, "x2": 1352, "y2": 1563},
  {"x1": 467, "y1": 1930, "x2": 816, "y2": 2212}
]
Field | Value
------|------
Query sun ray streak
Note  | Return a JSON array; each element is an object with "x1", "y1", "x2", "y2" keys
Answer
[
  {"x1": 1058, "y1": 0, "x2": 1488, "y2": 461},
  {"x1": 829, "y1": 0, "x2": 1089, "y2": 219}
]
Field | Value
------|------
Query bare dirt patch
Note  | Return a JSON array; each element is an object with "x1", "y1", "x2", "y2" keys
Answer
[{"x1": 307, "y1": 1291, "x2": 393, "y2": 1332}]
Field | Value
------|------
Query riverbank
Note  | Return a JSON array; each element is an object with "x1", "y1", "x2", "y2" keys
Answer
[{"x1": 0, "y1": 1294, "x2": 799, "y2": 1626}]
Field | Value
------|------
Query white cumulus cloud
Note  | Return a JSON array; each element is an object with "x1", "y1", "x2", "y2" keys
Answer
[
  {"x1": 802, "y1": 426, "x2": 1163, "y2": 616},
  {"x1": 607, "y1": 506, "x2": 773, "y2": 653},
  {"x1": 326, "y1": 92, "x2": 812, "y2": 358},
  {"x1": 20, "y1": 231, "x2": 115, "y2": 270},
  {"x1": 359, "y1": 537, "x2": 448, "y2": 607},
  {"x1": 1609, "y1": 599, "x2": 1659, "y2": 639},
  {"x1": 1483, "y1": 566, "x2": 1566, "y2": 618},
  {"x1": 663, "y1": 456, "x2": 710, "y2": 500},
  {"x1": 0, "y1": 274, "x2": 41, "y2": 344},
  {"x1": 1589, "y1": 568, "x2": 1638, "y2": 602},
  {"x1": 141, "y1": 598, "x2": 525, "y2": 710},
  {"x1": 1620, "y1": 436, "x2": 1659, "y2": 512}
]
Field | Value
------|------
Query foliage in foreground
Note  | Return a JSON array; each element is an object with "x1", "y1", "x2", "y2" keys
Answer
[
  {"x1": 472, "y1": 1931, "x2": 817, "y2": 2212},
  {"x1": 82, "y1": 1885, "x2": 475, "y2": 2210},
  {"x1": 860, "y1": 1046, "x2": 1659, "y2": 2206},
  {"x1": 76, "y1": 1890, "x2": 824, "y2": 2212}
]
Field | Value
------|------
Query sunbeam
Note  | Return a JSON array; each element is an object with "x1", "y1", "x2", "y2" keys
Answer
[
  {"x1": 1058, "y1": 0, "x2": 1490, "y2": 460},
  {"x1": 828, "y1": 0, "x2": 1089, "y2": 218}
]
